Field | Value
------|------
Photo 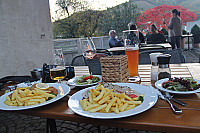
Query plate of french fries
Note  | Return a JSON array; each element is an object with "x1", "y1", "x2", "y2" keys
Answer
[
  {"x1": 68, "y1": 83, "x2": 158, "y2": 119},
  {"x1": 0, "y1": 83, "x2": 70, "y2": 110}
]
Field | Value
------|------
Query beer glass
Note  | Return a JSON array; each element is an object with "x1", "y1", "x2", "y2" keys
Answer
[
  {"x1": 124, "y1": 30, "x2": 140, "y2": 82},
  {"x1": 50, "y1": 66, "x2": 67, "y2": 83}
]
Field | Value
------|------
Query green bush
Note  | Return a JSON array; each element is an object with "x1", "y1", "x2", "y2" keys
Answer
[{"x1": 191, "y1": 24, "x2": 200, "y2": 34}]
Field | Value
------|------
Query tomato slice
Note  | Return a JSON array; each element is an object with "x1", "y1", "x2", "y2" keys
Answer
[
  {"x1": 128, "y1": 94, "x2": 138, "y2": 98},
  {"x1": 83, "y1": 75, "x2": 93, "y2": 80},
  {"x1": 163, "y1": 81, "x2": 173, "y2": 84}
]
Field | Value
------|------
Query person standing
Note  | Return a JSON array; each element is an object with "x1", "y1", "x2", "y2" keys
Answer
[
  {"x1": 108, "y1": 30, "x2": 124, "y2": 48},
  {"x1": 164, "y1": 9, "x2": 182, "y2": 49}
]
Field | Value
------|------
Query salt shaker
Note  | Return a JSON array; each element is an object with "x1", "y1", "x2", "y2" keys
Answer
[
  {"x1": 149, "y1": 53, "x2": 162, "y2": 82},
  {"x1": 157, "y1": 54, "x2": 171, "y2": 80}
]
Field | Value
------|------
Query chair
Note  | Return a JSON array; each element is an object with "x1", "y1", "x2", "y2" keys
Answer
[
  {"x1": 71, "y1": 48, "x2": 112, "y2": 66},
  {"x1": 71, "y1": 55, "x2": 87, "y2": 66},
  {"x1": 139, "y1": 49, "x2": 185, "y2": 65}
]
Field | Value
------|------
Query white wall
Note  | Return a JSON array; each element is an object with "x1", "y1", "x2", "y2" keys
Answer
[{"x1": 0, "y1": 0, "x2": 54, "y2": 77}]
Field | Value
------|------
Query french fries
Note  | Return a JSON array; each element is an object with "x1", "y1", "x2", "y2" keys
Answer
[
  {"x1": 79, "y1": 84, "x2": 144, "y2": 114},
  {"x1": 4, "y1": 87, "x2": 56, "y2": 106}
]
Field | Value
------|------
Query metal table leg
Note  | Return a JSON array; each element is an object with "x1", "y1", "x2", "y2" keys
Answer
[
  {"x1": 46, "y1": 118, "x2": 58, "y2": 133},
  {"x1": 188, "y1": 36, "x2": 190, "y2": 50}
]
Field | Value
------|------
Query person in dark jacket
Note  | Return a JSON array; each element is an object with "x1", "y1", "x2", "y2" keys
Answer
[
  {"x1": 147, "y1": 24, "x2": 166, "y2": 44},
  {"x1": 127, "y1": 23, "x2": 145, "y2": 44}
]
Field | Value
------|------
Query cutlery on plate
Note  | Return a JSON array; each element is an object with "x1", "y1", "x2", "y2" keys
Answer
[
  {"x1": 164, "y1": 92, "x2": 187, "y2": 106},
  {"x1": 67, "y1": 82, "x2": 76, "y2": 86},
  {"x1": 66, "y1": 82, "x2": 76, "y2": 90},
  {"x1": 149, "y1": 86, "x2": 182, "y2": 114}
]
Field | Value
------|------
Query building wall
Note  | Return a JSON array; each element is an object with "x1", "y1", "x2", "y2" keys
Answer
[{"x1": 0, "y1": 0, "x2": 54, "y2": 78}]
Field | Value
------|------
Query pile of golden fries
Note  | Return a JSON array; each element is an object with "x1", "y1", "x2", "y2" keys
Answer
[
  {"x1": 4, "y1": 88, "x2": 56, "y2": 106},
  {"x1": 79, "y1": 84, "x2": 144, "y2": 114}
]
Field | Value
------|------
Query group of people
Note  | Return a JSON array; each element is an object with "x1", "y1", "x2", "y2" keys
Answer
[
  {"x1": 108, "y1": 9, "x2": 182, "y2": 49},
  {"x1": 108, "y1": 23, "x2": 145, "y2": 48}
]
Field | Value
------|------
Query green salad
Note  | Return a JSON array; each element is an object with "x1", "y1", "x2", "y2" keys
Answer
[
  {"x1": 76, "y1": 75, "x2": 100, "y2": 85},
  {"x1": 162, "y1": 77, "x2": 200, "y2": 91}
]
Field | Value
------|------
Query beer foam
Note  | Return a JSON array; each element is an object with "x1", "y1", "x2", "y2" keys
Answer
[{"x1": 125, "y1": 47, "x2": 139, "y2": 51}]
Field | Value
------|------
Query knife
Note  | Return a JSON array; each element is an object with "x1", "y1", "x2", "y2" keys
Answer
[
  {"x1": 149, "y1": 86, "x2": 182, "y2": 114},
  {"x1": 165, "y1": 92, "x2": 187, "y2": 106}
]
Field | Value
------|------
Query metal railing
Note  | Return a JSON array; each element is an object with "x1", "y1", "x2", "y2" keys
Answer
[{"x1": 53, "y1": 36, "x2": 110, "y2": 65}]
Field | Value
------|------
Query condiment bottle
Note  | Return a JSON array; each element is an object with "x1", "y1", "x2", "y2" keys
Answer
[
  {"x1": 42, "y1": 63, "x2": 57, "y2": 83},
  {"x1": 157, "y1": 54, "x2": 171, "y2": 80},
  {"x1": 149, "y1": 53, "x2": 162, "y2": 82}
]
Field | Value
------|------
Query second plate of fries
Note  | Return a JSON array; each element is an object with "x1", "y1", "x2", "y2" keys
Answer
[
  {"x1": 0, "y1": 83, "x2": 70, "y2": 110},
  {"x1": 68, "y1": 83, "x2": 158, "y2": 119}
]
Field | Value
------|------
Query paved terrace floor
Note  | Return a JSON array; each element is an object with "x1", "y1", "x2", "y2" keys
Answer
[{"x1": 1, "y1": 48, "x2": 200, "y2": 133}]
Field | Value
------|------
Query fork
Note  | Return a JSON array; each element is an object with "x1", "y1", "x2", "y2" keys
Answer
[
  {"x1": 149, "y1": 85, "x2": 182, "y2": 114},
  {"x1": 164, "y1": 92, "x2": 187, "y2": 106}
]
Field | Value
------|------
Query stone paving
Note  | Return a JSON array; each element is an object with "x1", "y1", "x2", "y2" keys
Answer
[
  {"x1": 1, "y1": 48, "x2": 200, "y2": 133},
  {"x1": 0, "y1": 112, "x2": 161, "y2": 133}
]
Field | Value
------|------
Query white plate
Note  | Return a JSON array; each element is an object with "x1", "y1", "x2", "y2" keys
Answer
[
  {"x1": 0, "y1": 83, "x2": 70, "y2": 110},
  {"x1": 67, "y1": 75, "x2": 102, "y2": 87},
  {"x1": 155, "y1": 78, "x2": 200, "y2": 94},
  {"x1": 68, "y1": 83, "x2": 158, "y2": 119}
]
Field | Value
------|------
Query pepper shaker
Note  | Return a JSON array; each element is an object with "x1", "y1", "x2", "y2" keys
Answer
[{"x1": 157, "y1": 54, "x2": 171, "y2": 80}]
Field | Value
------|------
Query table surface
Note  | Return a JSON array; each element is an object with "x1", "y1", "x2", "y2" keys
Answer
[
  {"x1": 1, "y1": 63, "x2": 200, "y2": 133},
  {"x1": 182, "y1": 34, "x2": 193, "y2": 37},
  {"x1": 107, "y1": 43, "x2": 172, "y2": 52}
]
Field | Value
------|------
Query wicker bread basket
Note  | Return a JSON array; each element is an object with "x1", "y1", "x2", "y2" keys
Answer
[{"x1": 100, "y1": 55, "x2": 129, "y2": 83}]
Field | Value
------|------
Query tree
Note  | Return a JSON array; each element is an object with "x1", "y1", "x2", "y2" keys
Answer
[
  {"x1": 191, "y1": 24, "x2": 200, "y2": 34},
  {"x1": 98, "y1": 2, "x2": 140, "y2": 37},
  {"x1": 137, "y1": 4, "x2": 198, "y2": 31},
  {"x1": 53, "y1": 10, "x2": 103, "y2": 38},
  {"x1": 56, "y1": 0, "x2": 88, "y2": 17}
]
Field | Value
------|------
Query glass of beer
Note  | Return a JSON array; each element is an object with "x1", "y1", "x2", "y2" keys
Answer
[
  {"x1": 50, "y1": 66, "x2": 67, "y2": 83},
  {"x1": 124, "y1": 30, "x2": 140, "y2": 82}
]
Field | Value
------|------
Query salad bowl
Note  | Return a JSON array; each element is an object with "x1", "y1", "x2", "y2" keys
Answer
[
  {"x1": 67, "y1": 75, "x2": 102, "y2": 87},
  {"x1": 155, "y1": 78, "x2": 200, "y2": 94}
]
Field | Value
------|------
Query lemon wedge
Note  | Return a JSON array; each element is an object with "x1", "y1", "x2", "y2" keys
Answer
[{"x1": 36, "y1": 83, "x2": 49, "y2": 90}]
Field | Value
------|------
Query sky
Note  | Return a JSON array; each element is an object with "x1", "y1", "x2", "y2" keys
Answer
[{"x1": 49, "y1": 0, "x2": 129, "y2": 21}]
